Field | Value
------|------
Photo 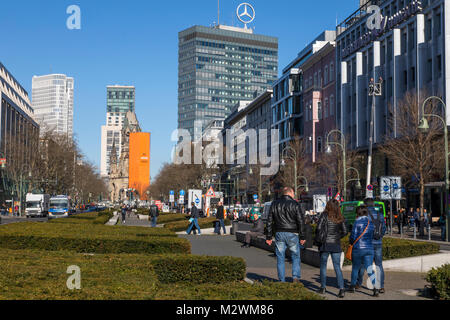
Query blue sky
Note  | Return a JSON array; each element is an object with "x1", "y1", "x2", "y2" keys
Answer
[{"x1": 0, "y1": 0, "x2": 358, "y2": 179}]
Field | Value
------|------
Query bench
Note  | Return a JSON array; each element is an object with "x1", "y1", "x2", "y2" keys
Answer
[{"x1": 235, "y1": 230, "x2": 344, "y2": 270}]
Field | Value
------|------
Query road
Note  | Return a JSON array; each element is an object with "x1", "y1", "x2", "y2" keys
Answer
[{"x1": 180, "y1": 234, "x2": 432, "y2": 300}]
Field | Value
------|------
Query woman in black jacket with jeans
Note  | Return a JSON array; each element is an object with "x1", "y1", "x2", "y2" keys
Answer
[{"x1": 315, "y1": 199, "x2": 348, "y2": 298}]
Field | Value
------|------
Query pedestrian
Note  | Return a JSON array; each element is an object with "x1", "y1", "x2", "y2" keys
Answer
[
  {"x1": 265, "y1": 187, "x2": 306, "y2": 283},
  {"x1": 215, "y1": 202, "x2": 226, "y2": 235},
  {"x1": 315, "y1": 199, "x2": 348, "y2": 298},
  {"x1": 438, "y1": 214, "x2": 446, "y2": 241},
  {"x1": 149, "y1": 203, "x2": 159, "y2": 227},
  {"x1": 397, "y1": 208, "x2": 404, "y2": 234},
  {"x1": 186, "y1": 202, "x2": 201, "y2": 235},
  {"x1": 1, "y1": 203, "x2": 6, "y2": 216},
  {"x1": 121, "y1": 204, "x2": 127, "y2": 224},
  {"x1": 419, "y1": 211, "x2": 426, "y2": 237},
  {"x1": 347, "y1": 205, "x2": 380, "y2": 297},
  {"x1": 414, "y1": 208, "x2": 421, "y2": 230},
  {"x1": 241, "y1": 212, "x2": 265, "y2": 248},
  {"x1": 356, "y1": 198, "x2": 386, "y2": 294}
]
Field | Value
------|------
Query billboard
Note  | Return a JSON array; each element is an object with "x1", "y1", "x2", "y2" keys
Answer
[{"x1": 129, "y1": 132, "x2": 151, "y2": 200}]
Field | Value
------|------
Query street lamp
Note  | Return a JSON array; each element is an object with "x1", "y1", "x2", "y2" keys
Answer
[
  {"x1": 298, "y1": 176, "x2": 309, "y2": 193},
  {"x1": 281, "y1": 146, "x2": 298, "y2": 198},
  {"x1": 419, "y1": 96, "x2": 449, "y2": 242},
  {"x1": 346, "y1": 167, "x2": 362, "y2": 190},
  {"x1": 326, "y1": 130, "x2": 347, "y2": 200}
]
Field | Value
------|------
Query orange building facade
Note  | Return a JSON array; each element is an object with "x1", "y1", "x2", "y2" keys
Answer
[{"x1": 128, "y1": 132, "x2": 151, "y2": 200}]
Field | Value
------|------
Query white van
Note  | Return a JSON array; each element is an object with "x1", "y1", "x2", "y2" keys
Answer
[{"x1": 25, "y1": 194, "x2": 50, "y2": 218}]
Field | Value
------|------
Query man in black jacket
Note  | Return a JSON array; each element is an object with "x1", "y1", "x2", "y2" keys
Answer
[
  {"x1": 149, "y1": 204, "x2": 159, "y2": 227},
  {"x1": 186, "y1": 203, "x2": 201, "y2": 235},
  {"x1": 215, "y1": 202, "x2": 226, "y2": 235},
  {"x1": 266, "y1": 187, "x2": 306, "y2": 283}
]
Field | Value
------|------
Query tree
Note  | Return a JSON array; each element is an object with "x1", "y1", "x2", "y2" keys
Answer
[
  {"x1": 278, "y1": 136, "x2": 311, "y2": 197},
  {"x1": 380, "y1": 91, "x2": 444, "y2": 215}
]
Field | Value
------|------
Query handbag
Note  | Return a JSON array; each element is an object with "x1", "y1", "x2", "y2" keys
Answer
[{"x1": 345, "y1": 220, "x2": 370, "y2": 261}]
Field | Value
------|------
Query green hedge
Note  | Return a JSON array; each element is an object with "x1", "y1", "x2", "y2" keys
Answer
[
  {"x1": 0, "y1": 235, "x2": 191, "y2": 255},
  {"x1": 426, "y1": 264, "x2": 450, "y2": 300},
  {"x1": 157, "y1": 214, "x2": 189, "y2": 224},
  {"x1": 341, "y1": 236, "x2": 440, "y2": 265},
  {"x1": 164, "y1": 217, "x2": 231, "y2": 232},
  {"x1": 0, "y1": 222, "x2": 188, "y2": 255},
  {"x1": 156, "y1": 280, "x2": 323, "y2": 300},
  {"x1": 49, "y1": 211, "x2": 113, "y2": 225},
  {"x1": 152, "y1": 255, "x2": 246, "y2": 284},
  {"x1": 0, "y1": 249, "x2": 321, "y2": 300}
]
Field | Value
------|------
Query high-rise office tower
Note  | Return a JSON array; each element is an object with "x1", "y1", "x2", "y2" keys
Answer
[
  {"x1": 178, "y1": 25, "x2": 278, "y2": 138},
  {"x1": 32, "y1": 74, "x2": 74, "y2": 137},
  {"x1": 101, "y1": 85, "x2": 135, "y2": 177}
]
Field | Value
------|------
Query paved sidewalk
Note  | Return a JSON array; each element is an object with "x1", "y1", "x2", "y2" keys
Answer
[{"x1": 180, "y1": 234, "x2": 432, "y2": 300}]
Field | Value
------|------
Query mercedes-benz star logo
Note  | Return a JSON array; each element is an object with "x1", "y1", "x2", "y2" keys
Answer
[{"x1": 237, "y1": 3, "x2": 255, "y2": 25}]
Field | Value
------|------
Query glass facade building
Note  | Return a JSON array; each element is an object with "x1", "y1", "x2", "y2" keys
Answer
[
  {"x1": 32, "y1": 74, "x2": 74, "y2": 137},
  {"x1": 178, "y1": 25, "x2": 278, "y2": 137}
]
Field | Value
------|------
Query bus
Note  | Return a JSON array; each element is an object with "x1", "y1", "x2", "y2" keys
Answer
[
  {"x1": 48, "y1": 195, "x2": 71, "y2": 219},
  {"x1": 341, "y1": 201, "x2": 386, "y2": 229}
]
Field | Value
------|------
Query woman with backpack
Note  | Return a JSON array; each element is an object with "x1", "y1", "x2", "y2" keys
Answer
[
  {"x1": 347, "y1": 205, "x2": 380, "y2": 297},
  {"x1": 314, "y1": 199, "x2": 348, "y2": 298}
]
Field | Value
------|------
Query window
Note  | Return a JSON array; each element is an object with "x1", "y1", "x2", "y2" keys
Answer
[
  {"x1": 325, "y1": 98, "x2": 329, "y2": 118},
  {"x1": 324, "y1": 66, "x2": 328, "y2": 85},
  {"x1": 317, "y1": 101, "x2": 323, "y2": 120},
  {"x1": 317, "y1": 137, "x2": 323, "y2": 153},
  {"x1": 330, "y1": 63, "x2": 334, "y2": 82},
  {"x1": 330, "y1": 95, "x2": 334, "y2": 116}
]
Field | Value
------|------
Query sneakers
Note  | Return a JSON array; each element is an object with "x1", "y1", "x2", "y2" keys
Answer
[
  {"x1": 293, "y1": 278, "x2": 301, "y2": 284},
  {"x1": 355, "y1": 284, "x2": 361, "y2": 290},
  {"x1": 241, "y1": 243, "x2": 250, "y2": 248},
  {"x1": 338, "y1": 289, "x2": 345, "y2": 298},
  {"x1": 379, "y1": 288, "x2": 385, "y2": 294},
  {"x1": 346, "y1": 286, "x2": 356, "y2": 293},
  {"x1": 317, "y1": 288, "x2": 326, "y2": 294}
]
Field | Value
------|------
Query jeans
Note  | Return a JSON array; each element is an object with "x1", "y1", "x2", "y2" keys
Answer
[
  {"x1": 274, "y1": 232, "x2": 301, "y2": 282},
  {"x1": 151, "y1": 216, "x2": 157, "y2": 227},
  {"x1": 351, "y1": 248, "x2": 378, "y2": 289},
  {"x1": 442, "y1": 226, "x2": 447, "y2": 241},
  {"x1": 320, "y1": 251, "x2": 344, "y2": 289},
  {"x1": 186, "y1": 218, "x2": 201, "y2": 235},
  {"x1": 357, "y1": 244, "x2": 384, "y2": 288}
]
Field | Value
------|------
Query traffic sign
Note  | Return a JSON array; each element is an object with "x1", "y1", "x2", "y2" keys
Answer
[
  {"x1": 380, "y1": 176, "x2": 402, "y2": 200},
  {"x1": 327, "y1": 187, "x2": 332, "y2": 197},
  {"x1": 367, "y1": 185, "x2": 373, "y2": 191},
  {"x1": 253, "y1": 194, "x2": 258, "y2": 200},
  {"x1": 206, "y1": 186, "x2": 216, "y2": 197},
  {"x1": 170, "y1": 190, "x2": 175, "y2": 195},
  {"x1": 180, "y1": 190, "x2": 185, "y2": 196},
  {"x1": 0, "y1": 158, "x2": 6, "y2": 168}
]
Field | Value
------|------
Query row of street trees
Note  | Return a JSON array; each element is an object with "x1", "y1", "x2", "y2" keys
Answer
[{"x1": 1, "y1": 129, "x2": 107, "y2": 208}]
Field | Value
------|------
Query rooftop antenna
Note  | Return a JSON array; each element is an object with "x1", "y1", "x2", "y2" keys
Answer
[{"x1": 218, "y1": 0, "x2": 220, "y2": 26}]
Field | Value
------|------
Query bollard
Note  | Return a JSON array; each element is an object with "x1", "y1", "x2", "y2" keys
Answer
[
  {"x1": 400, "y1": 222, "x2": 403, "y2": 238},
  {"x1": 428, "y1": 224, "x2": 431, "y2": 241},
  {"x1": 414, "y1": 226, "x2": 417, "y2": 239}
]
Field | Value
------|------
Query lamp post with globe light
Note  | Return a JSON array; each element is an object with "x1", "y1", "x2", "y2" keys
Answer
[{"x1": 418, "y1": 96, "x2": 449, "y2": 242}]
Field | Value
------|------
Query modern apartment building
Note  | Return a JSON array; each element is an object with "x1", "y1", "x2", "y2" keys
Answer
[
  {"x1": 100, "y1": 85, "x2": 135, "y2": 176},
  {"x1": 271, "y1": 31, "x2": 337, "y2": 153},
  {"x1": 178, "y1": 24, "x2": 278, "y2": 138},
  {"x1": 32, "y1": 74, "x2": 74, "y2": 137}
]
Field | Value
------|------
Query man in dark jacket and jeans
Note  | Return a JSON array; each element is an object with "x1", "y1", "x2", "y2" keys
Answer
[
  {"x1": 186, "y1": 203, "x2": 201, "y2": 235},
  {"x1": 149, "y1": 204, "x2": 159, "y2": 227},
  {"x1": 215, "y1": 202, "x2": 226, "y2": 235},
  {"x1": 266, "y1": 187, "x2": 306, "y2": 282}
]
